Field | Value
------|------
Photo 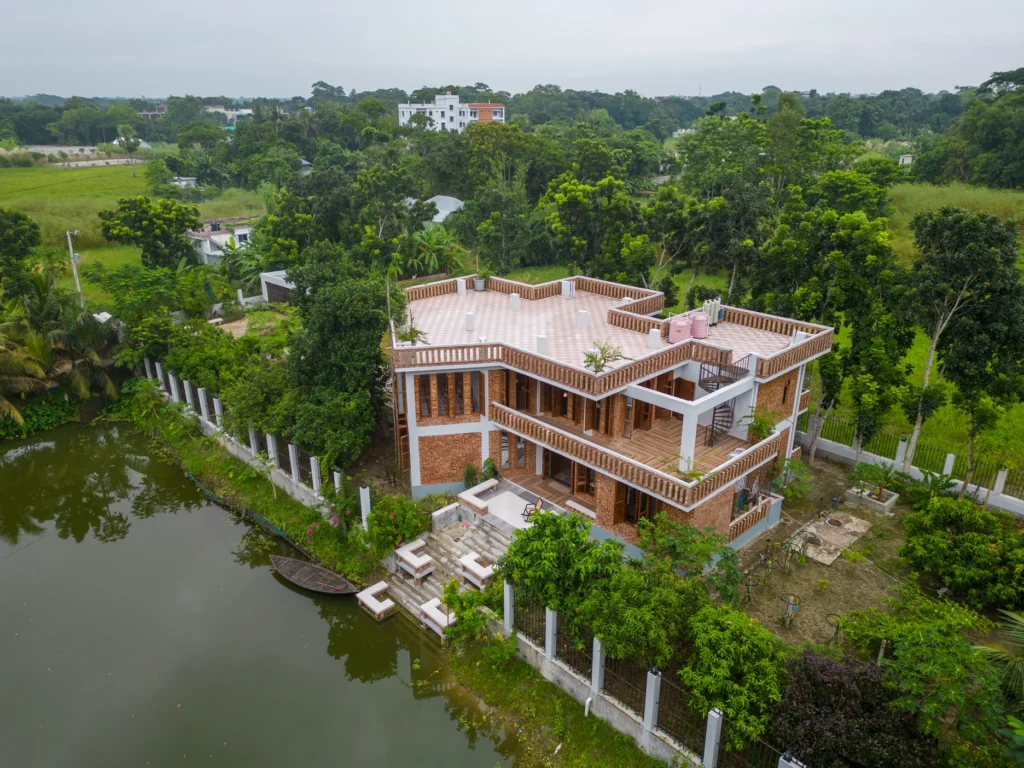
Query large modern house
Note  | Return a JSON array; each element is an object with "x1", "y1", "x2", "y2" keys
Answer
[
  {"x1": 390, "y1": 275, "x2": 832, "y2": 548},
  {"x1": 397, "y1": 92, "x2": 505, "y2": 132}
]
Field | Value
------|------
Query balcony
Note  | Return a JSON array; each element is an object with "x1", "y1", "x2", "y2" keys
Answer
[
  {"x1": 490, "y1": 403, "x2": 783, "y2": 509},
  {"x1": 728, "y1": 493, "x2": 779, "y2": 542},
  {"x1": 798, "y1": 388, "x2": 811, "y2": 414}
]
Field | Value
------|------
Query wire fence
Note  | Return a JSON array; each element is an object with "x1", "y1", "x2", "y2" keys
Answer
[
  {"x1": 795, "y1": 411, "x2": 810, "y2": 432},
  {"x1": 656, "y1": 674, "x2": 707, "y2": 756},
  {"x1": 910, "y1": 439, "x2": 946, "y2": 474},
  {"x1": 555, "y1": 620, "x2": 593, "y2": 679},
  {"x1": 512, "y1": 591, "x2": 545, "y2": 646},
  {"x1": 820, "y1": 417, "x2": 855, "y2": 447},
  {"x1": 1006, "y1": 468, "x2": 1024, "y2": 500},
  {"x1": 717, "y1": 716, "x2": 786, "y2": 768},
  {"x1": 601, "y1": 654, "x2": 647, "y2": 716},
  {"x1": 295, "y1": 446, "x2": 314, "y2": 487},
  {"x1": 864, "y1": 430, "x2": 900, "y2": 460}
]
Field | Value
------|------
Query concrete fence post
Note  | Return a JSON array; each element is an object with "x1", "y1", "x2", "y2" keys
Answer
[
  {"x1": 703, "y1": 708, "x2": 724, "y2": 768},
  {"x1": 359, "y1": 484, "x2": 371, "y2": 530},
  {"x1": 591, "y1": 637, "x2": 605, "y2": 694},
  {"x1": 198, "y1": 388, "x2": 210, "y2": 421},
  {"x1": 894, "y1": 437, "x2": 908, "y2": 468},
  {"x1": 288, "y1": 444, "x2": 299, "y2": 479},
  {"x1": 943, "y1": 453, "x2": 956, "y2": 476},
  {"x1": 182, "y1": 380, "x2": 194, "y2": 410},
  {"x1": 266, "y1": 434, "x2": 279, "y2": 467},
  {"x1": 311, "y1": 456, "x2": 322, "y2": 495},
  {"x1": 144, "y1": 357, "x2": 153, "y2": 380},
  {"x1": 248, "y1": 429, "x2": 259, "y2": 456},
  {"x1": 642, "y1": 670, "x2": 661, "y2": 734},
  {"x1": 213, "y1": 397, "x2": 224, "y2": 424},
  {"x1": 154, "y1": 362, "x2": 165, "y2": 391},
  {"x1": 544, "y1": 608, "x2": 557, "y2": 661},
  {"x1": 333, "y1": 471, "x2": 342, "y2": 494},
  {"x1": 995, "y1": 469, "x2": 1008, "y2": 497},
  {"x1": 169, "y1": 375, "x2": 181, "y2": 403},
  {"x1": 503, "y1": 581, "x2": 514, "y2": 634},
  {"x1": 778, "y1": 756, "x2": 807, "y2": 768}
]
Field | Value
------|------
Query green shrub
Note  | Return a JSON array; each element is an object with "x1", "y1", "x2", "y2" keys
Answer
[
  {"x1": 366, "y1": 493, "x2": 429, "y2": 560},
  {"x1": 0, "y1": 155, "x2": 10, "y2": 168},
  {"x1": 463, "y1": 462, "x2": 478, "y2": 489},
  {"x1": 0, "y1": 394, "x2": 77, "y2": 439},
  {"x1": 8, "y1": 153, "x2": 34, "y2": 167},
  {"x1": 481, "y1": 456, "x2": 499, "y2": 481},
  {"x1": 901, "y1": 496, "x2": 1024, "y2": 609}
]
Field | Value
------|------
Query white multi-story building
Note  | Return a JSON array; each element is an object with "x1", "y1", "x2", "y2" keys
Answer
[{"x1": 397, "y1": 92, "x2": 505, "y2": 132}]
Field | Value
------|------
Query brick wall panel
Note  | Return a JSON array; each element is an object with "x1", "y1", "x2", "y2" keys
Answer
[{"x1": 419, "y1": 433, "x2": 484, "y2": 486}]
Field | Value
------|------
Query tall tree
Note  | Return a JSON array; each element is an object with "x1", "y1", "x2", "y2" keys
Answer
[
  {"x1": 98, "y1": 197, "x2": 201, "y2": 269},
  {"x1": 116, "y1": 124, "x2": 141, "y2": 177},
  {"x1": 0, "y1": 207, "x2": 41, "y2": 300},
  {"x1": 903, "y1": 207, "x2": 1023, "y2": 472}
]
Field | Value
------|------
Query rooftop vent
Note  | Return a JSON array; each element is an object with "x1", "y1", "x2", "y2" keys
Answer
[
  {"x1": 510, "y1": 293, "x2": 520, "y2": 311},
  {"x1": 648, "y1": 328, "x2": 661, "y2": 349},
  {"x1": 456, "y1": 278, "x2": 466, "y2": 296},
  {"x1": 536, "y1": 335, "x2": 548, "y2": 355},
  {"x1": 466, "y1": 312, "x2": 474, "y2": 331},
  {"x1": 561, "y1": 280, "x2": 575, "y2": 299},
  {"x1": 576, "y1": 310, "x2": 589, "y2": 330}
]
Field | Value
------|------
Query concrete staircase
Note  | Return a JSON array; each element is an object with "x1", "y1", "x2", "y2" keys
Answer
[{"x1": 383, "y1": 510, "x2": 514, "y2": 626}]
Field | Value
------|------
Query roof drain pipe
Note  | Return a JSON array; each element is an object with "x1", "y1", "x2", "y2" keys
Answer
[{"x1": 584, "y1": 696, "x2": 593, "y2": 718}]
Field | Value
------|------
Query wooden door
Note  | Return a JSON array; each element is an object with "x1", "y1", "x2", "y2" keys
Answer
[
  {"x1": 542, "y1": 449, "x2": 551, "y2": 478},
  {"x1": 634, "y1": 399, "x2": 653, "y2": 431},
  {"x1": 613, "y1": 482, "x2": 627, "y2": 524},
  {"x1": 573, "y1": 462, "x2": 589, "y2": 495},
  {"x1": 672, "y1": 379, "x2": 695, "y2": 420},
  {"x1": 540, "y1": 383, "x2": 552, "y2": 413}
]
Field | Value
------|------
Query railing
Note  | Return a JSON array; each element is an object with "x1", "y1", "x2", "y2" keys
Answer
[
  {"x1": 720, "y1": 305, "x2": 828, "y2": 337},
  {"x1": 755, "y1": 329, "x2": 834, "y2": 378},
  {"x1": 607, "y1": 307, "x2": 670, "y2": 336},
  {"x1": 602, "y1": 654, "x2": 647, "y2": 715},
  {"x1": 573, "y1": 276, "x2": 660, "y2": 302},
  {"x1": 797, "y1": 388, "x2": 811, "y2": 413},
  {"x1": 512, "y1": 591, "x2": 545, "y2": 645},
  {"x1": 555, "y1": 621, "x2": 593, "y2": 679},
  {"x1": 656, "y1": 675, "x2": 707, "y2": 755},
  {"x1": 490, "y1": 403, "x2": 783, "y2": 508},
  {"x1": 618, "y1": 293, "x2": 665, "y2": 316},
  {"x1": 717, "y1": 714, "x2": 786, "y2": 768},
  {"x1": 728, "y1": 494, "x2": 774, "y2": 542},
  {"x1": 403, "y1": 275, "x2": 470, "y2": 302}
]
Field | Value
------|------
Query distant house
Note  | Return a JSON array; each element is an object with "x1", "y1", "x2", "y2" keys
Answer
[
  {"x1": 671, "y1": 128, "x2": 695, "y2": 138},
  {"x1": 397, "y1": 92, "x2": 505, "y2": 133},
  {"x1": 171, "y1": 176, "x2": 198, "y2": 189},
  {"x1": 260, "y1": 270, "x2": 294, "y2": 303},
  {"x1": 406, "y1": 194, "x2": 465, "y2": 225},
  {"x1": 202, "y1": 105, "x2": 254, "y2": 123},
  {"x1": 138, "y1": 104, "x2": 167, "y2": 120},
  {"x1": 113, "y1": 137, "x2": 152, "y2": 150},
  {"x1": 299, "y1": 158, "x2": 313, "y2": 176},
  {"x1": 188, "y1": 222, "x2": 253, "y2": 266},
  {"x1": 898, "y1": 154, "x2": 915, "y2": 166}
]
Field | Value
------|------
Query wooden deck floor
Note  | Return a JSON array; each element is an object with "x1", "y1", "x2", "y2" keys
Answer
[
  {"x1": 531, "y1": 414, "x2": 749, "y2": 476},
  {"x1": 505, "y1": 473, "x2": 595, "y2": 511}
]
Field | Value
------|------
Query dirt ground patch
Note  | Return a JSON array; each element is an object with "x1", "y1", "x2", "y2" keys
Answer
[{"x1": 737, "y1": 458, "x2": 912, "y2": 646}]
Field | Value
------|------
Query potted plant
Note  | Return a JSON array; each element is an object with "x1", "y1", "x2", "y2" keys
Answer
[
  {"x1": 583, "y1": 341, "x2": 631, "y2": 373},
  {"x1": 742, "y1": 407, "x2": 776, "y2": 443},
  {"x1": 474, "y1": 265, "x2": 492, "y2": 292},
  {"x1": 845, "y1": 462, "x2": 901, "y2": 514}
]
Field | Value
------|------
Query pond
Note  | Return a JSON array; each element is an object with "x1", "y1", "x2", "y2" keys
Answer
[{"x1": 0, "y1": 424, "x2": 520, "y2": 767}]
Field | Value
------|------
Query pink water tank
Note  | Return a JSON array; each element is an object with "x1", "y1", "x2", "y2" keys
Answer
[
  {"x1": 668, "y1": 316, "x2": 692, "y2": 343},
  {"x1": 690, "y1": 312, "x2": 709, "y2": 339}
]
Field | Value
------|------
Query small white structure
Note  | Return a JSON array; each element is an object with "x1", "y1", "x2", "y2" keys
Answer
[
  {"x1": 397, "y1": 92, "x2": 505, "y2": 133},
  {"x1": 396, "y1": 538, "x2": 436, "y2": 585},
  {"x1": 188, "y1": 224, "x2": 253, "y2": 266},
  {"x1": 112, "y1": 137, "x2": 152, "y2": 150},
  {"x1": 420, "y1": 597, "x2": 456, "y2": 642},
  {"x1": 201, "y1": 105, "x2": 254, "y2": 123},
  {"x1": 260, "y1": 270, "x2": 294, "y2": 303},
  {"x1": 425, "y1": 195, "x2": 464, "y2": 224},
  {"x1": 457, "y1": 552, "x2": 494, "y2": 590},
  {"x1": 356, "y1": 581, "x2": 396, "y2": 621},
  {"x1": 898, "y1": 154, "x2": 915, "y2": 166},
  {"x1": 171, "y1": 176, "x2": 198, "y2": 189}
]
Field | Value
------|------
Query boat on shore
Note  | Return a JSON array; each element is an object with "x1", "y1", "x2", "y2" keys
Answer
[{"x1": 270, "y1": 555, "x2": 358, "y2": 595}]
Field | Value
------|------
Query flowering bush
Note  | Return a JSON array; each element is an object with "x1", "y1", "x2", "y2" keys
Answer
[{"x1": 367, "y1": 494, "x2": 428, "y2": 560}]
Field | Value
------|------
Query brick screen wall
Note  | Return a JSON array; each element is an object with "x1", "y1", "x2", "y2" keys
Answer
[
  {"x1": 419, "y1": 433, "x2": 483, "y2": 486},
  {"x1": 489, "y1": 430, "x2": 537, "y2": 477},
  {"x1": 755, "y1": 371, "x2": 798, "y2": 425},
  {"x1": 414, "y1": 372, "x2": 480, "y2": 426}
]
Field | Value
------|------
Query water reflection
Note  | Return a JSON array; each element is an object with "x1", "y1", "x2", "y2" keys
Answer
[{"x1": 0, "y1": 424, "x2": 200, "y2": 546}]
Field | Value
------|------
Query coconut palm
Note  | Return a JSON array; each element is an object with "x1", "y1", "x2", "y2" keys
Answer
[
  {"x1": 976, "y1": 609, "x2": 1024, "y2": 712},
  {"x1": 0, "y1": 345, "x2": 51, "y2": 424},
  {"x1": 409, "y1": 226, "x2": 464, "y2": 276}
]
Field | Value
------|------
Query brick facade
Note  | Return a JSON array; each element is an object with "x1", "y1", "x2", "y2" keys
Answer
[
  {"x1": 683, "y1": 487, "x2": 734, "y2": 533},
  {"x1": 419, "y1": 433, "x2": 483, "y2": 486},
  {"x1": 489, "y1": 430, "x2": 537, "y2": 477},
  {"x1": 413, "y1": 372, "x2": 481, "y2": 426},
  {"x1": 755, "y1": 371, "x2": 798, "y2": 425}
]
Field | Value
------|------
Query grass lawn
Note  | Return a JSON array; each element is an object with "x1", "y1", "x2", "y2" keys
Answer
[
  {"x1": 888, "y1": 182, "x2": 1024, "y2": 264},
  {"x1": 503, "y1": 264, "x2": 571, "y2": 284}
]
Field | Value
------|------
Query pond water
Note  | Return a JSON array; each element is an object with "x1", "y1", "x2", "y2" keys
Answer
[{"x1": 0, "y1": 424, "x2": 520, "y2": 767}]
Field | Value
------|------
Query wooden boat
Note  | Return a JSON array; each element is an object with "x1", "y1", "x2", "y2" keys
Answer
[{"x1": 270, "y1": 555, "x2": 358, "y2": 595}]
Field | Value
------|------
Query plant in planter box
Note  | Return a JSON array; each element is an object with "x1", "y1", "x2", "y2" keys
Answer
[
  {"x1": 850, "y1": 462, "x2": 899, "y2": 501},
  {"x1": 480, "y1": 457, "x2": 499, "y2": 481},
  {"x1": 742, "y1": 407, "x2": 776, "y2": 443},
  {"x1": 463, "y1": 462, "x2": 479, "y2": 489},
  {"x1": 583, "y1": 341, "x2": 631, "y2": 373}
]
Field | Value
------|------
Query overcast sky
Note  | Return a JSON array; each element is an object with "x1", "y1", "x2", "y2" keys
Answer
[{"x1": 4, "y1": 0, "x2": 1021, "y2": 99}]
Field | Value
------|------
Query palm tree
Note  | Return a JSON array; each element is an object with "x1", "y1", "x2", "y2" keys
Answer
[
  {"x1": 0, "y1": 344, "x2": 51, "y2": 424},
  {"x1": 977, "y1": 609, "x2": 1024, "y2": 712},
  {"x1": 410, "y1": 226, "x2": 464, "y2": 276},
  {"x1": 296, "y1": 108, "x2": 319, "y2": 142}
]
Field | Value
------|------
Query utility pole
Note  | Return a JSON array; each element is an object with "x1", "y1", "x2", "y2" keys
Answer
[{"x1": 65, "y1": 229, "x2": 84, "y2": 308}]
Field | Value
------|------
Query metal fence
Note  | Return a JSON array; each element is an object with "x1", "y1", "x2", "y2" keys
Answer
[
  {"x1": 656, "y1": 674, "x2": 706, "y2": 756},
  {"x1": 555, "y1": 620, "x2": 593, "y2": 679},
  {"x1": 717, "y1": 716, "x2": 785, "y2": 768},
  {"x1": 796, "y1": 411, "x2": 810, "y2": 432},
  {"x1": 602, "y1": 654, "x2": 647, "y2": 715},
  {"x1": 910, "y1": 439, "x2": 946, "y2": 474},
  {"x1": 295, "y1": 446, "x2": 314, "y2": 487},
  {"x1": 820, "y1": 417, "x2": 855, "y2": 446},
  {"x1": 950, "y1": 455, "x2": 1001, "y2": 490},
  {"x1": 1007, "y1": 468, "x2": 1024, "y2": 500},
  {"x1": 279, "y1": 443, "x2": 294, "y2": 478},
  {"x1": 864, "y1": 430, "x2": 900, "y2": 460},
  {"x1": 512, "y1": 591, "x2": 545, "y2": 646}
]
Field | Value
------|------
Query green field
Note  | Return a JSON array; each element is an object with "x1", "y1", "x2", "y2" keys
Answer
[{"x1": 888, "y1": 182, "x2": 1024, "y2": 264}]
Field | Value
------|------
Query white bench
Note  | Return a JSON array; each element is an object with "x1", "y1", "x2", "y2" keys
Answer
[
  {"x1": 356, "y1": 581, "x2": 396, "y2": 620},
  {"x1": 457, "y1": 478, "x2": 499, "y2": 515},
  {"x1": 457, "y1": 551, "x2": 495, "y2": 590},
  {"x1": 396, "y1": 538, "x2": 436, "y2": 585},
  {"x1": 566, "y1": 499, "x2": 596, "y2": 520},
  {"x1": 420, "y1": 597, "x2": 455, "y2": 642}
]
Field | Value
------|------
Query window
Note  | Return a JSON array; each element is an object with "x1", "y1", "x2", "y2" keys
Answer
[
  {"x1": 450, "y1": 116, "x2": 454, "y2": 122},
  {"x1": 436, "y1": 374, "x2": 448, "y2": 415},
  {"x1": 396, "y1": 374, "x2": 406, "y2": 415},
  {"x1": 418, "y1": 376, "x2": 431, "y2": 417},
  {"x1": 501, "y1": 432, "x2": 510, "y2": 469},
  {"x1": 237, "y1": 233, "x2": 249, "y2": 243},
  {"x1": 470, "y1": 109, "x2": 478, "y2": 118},
  {"x1": 441, "y1": 111, "x2": 445, "y2": 117},
  {"x1": 517, "y1": 436, "x2": 526, "y2": 468},
  {"x1": 623, "y1": 397, "x2": 633, "y2": 437},
  {"x1": 455, "y1": 374, "x2": 465, "y2": 415},
  {"x1": 586, "y1": 467, "x2": 596, "y2": 495},
  {"x1": 782, "y1": 377, "x2": 792, "y2": 405},
  {"x1": 470, "y1": 371, "x2": 481, "y2": 413}
]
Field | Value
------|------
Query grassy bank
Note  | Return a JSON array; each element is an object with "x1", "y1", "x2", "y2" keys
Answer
[
  {"x1": 449, "y1": 639, "x2": 665, "y2": 768},
  {"x1": 117, "y1": 380, "x2": 376, "y2": 581}
]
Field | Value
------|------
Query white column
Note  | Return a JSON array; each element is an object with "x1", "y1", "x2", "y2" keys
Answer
[
  {"x1": 169, "y1": 374, "x2": 181, "y2": 403},
  {"x1": 266, "y1": 434, "x2": 279, "y2": 467},
  {"x1": 503, "y1": 581, "x2": 514, "y2": 634},
  {"x1": 405, "y1": 372, "x2": 421, "y2": 489},
  {"x1": 642, "y1": 670, "x2": 661, "y2": 734},
  {"x1": 154, "y1": 362, "x2": 165, "y2": 391},
  {"x1": 995, "y1": 469, "x2": 1008, "y2": 497},
  {"x1": 703, "y1": 708, "x2": 724, "y2": 768},
  {"x1": 778, "y1": 757, "x2": 807, "y2": 768},
  {"x1": 311, "y1": 456, "x2": 322, "y2": 494},
  {"x1": 678, "y1": 415, "x2": 699, "y2": 471},
  {"x1": 943, "y1": 453, "x2": 956, "y2": 476},
  {"x1": 182, "y1": 380, "x2": 194, "y2": 410},
  {"x1": 144, "y1": 357, "x2": 153, "y2": 379},
  {"x1": 198, "y1": 388, "x2": 210, "y2": 421},
  {"x1": 894, "y1": 438, "x2": 908, "y2": 467},
  {"x1": 359, "y1": 484, "x2": 371, "y2": 531},
  {"x1": 591, "y1": 637, "x2": 605, "y2": 693},
  {"x1": 213, "y1": 397, "x2": 224, "y2": 423},
  {"x1": 333, "y1": 470, "x2": 342, "y2": 494},
  {"x1": 288, "y1": 444, "x2": 299, "y2": 479},
  {"x1": 248, "y1": 429, "x2": 259, "y2": 455},
  {"x1": 544, "y1": 608, "x2": 557, "y2": 661}
]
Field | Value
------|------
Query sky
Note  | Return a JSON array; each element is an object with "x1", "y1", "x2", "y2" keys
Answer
[{"x1": 3, "y1": 0, "x2": 1022, "y2": 99}]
